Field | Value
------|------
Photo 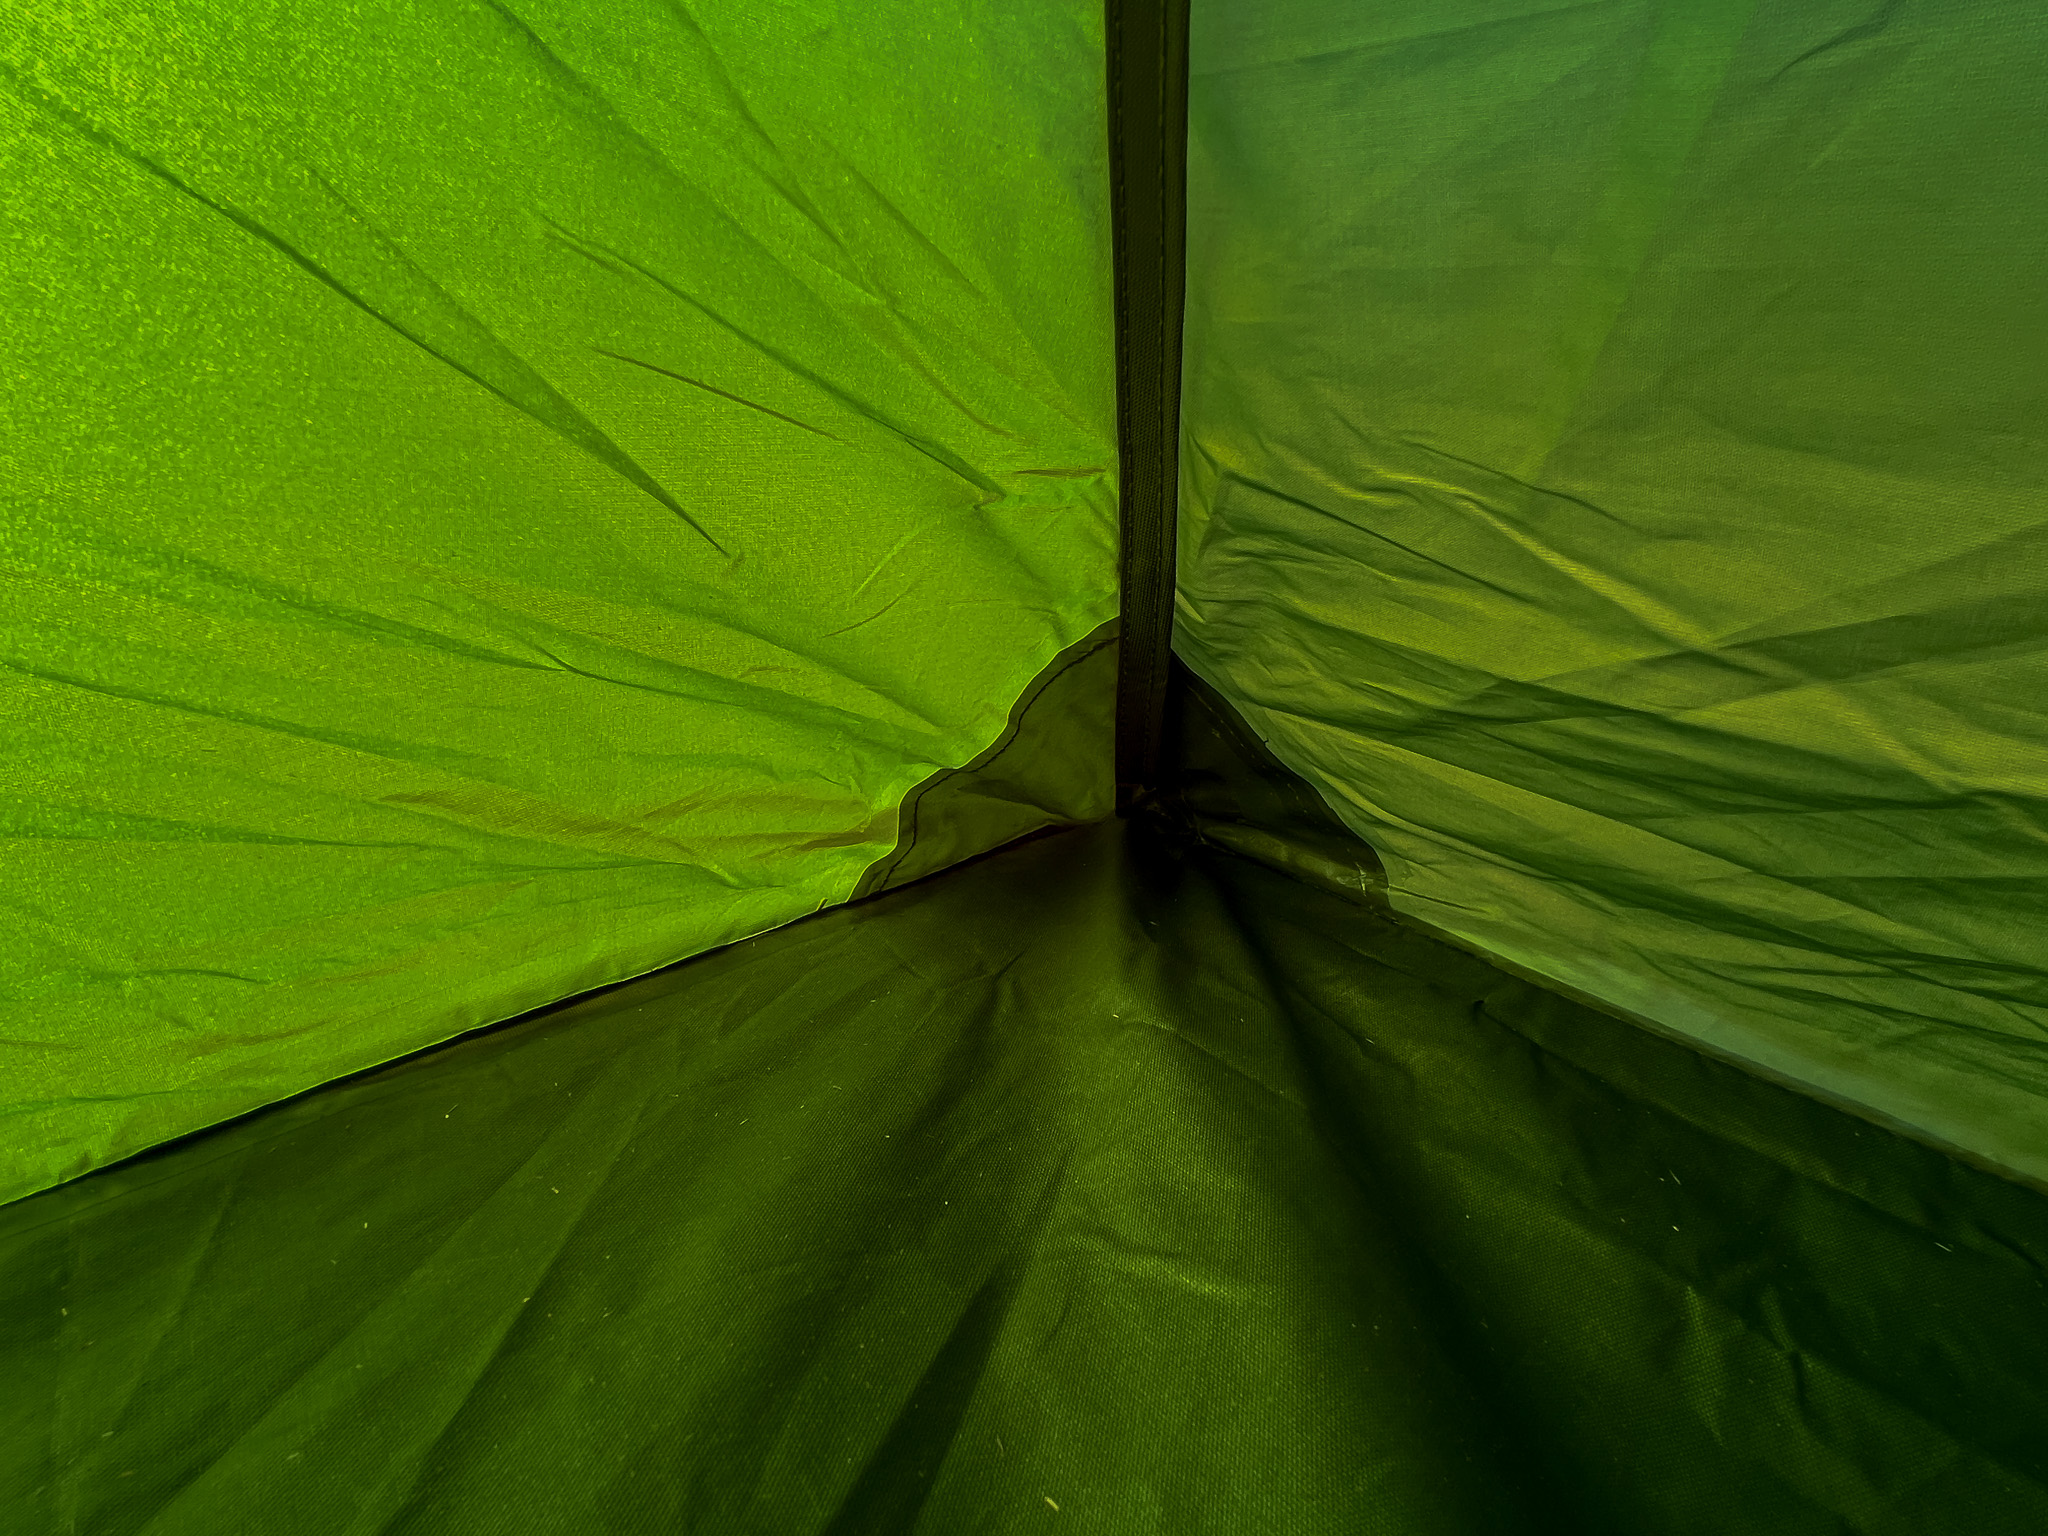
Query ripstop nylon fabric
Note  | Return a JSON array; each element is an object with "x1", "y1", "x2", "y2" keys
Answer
[
  {"x1": 1175, "y1": 0, "x2": 2048, "y2": 1181},
  {"x1": 0, "y1": 0, "x2": 1118, "y2": 1203}
]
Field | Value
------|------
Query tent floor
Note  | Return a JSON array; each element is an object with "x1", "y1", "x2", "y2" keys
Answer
[{"x1": 6, "y1": 821, "x2": 2046, "y2": 1534}]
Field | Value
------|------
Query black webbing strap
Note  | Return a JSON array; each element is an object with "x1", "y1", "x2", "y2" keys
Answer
[{"x1": 1106, "y1": 0, "x2": 1191, "y2": 813}]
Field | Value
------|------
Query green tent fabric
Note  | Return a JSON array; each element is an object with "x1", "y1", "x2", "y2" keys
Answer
[
  {"x1": 1, "y1": 0, "x2": 1117, "y2": 1201},
  {"x1": 7, "y1": 1, "x2": 2048, "y2": 1532},
  {"x1": 1176, "y1": 0, "x2": 2048, "y2": 1184}
]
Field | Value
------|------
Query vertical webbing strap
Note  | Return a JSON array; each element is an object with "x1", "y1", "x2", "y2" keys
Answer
[{"x1": 1106, "y1": 0, "x2": 1191, "y2": 812}]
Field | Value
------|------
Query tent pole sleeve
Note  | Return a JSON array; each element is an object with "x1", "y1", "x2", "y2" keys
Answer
[{"x1": 1106, "y1": 0, "x2": 1191, "y2": 813}]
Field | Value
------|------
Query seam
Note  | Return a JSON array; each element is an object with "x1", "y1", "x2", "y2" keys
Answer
[{"x1": 880, "y1": 634, "x2": 1119, "y2": 888}]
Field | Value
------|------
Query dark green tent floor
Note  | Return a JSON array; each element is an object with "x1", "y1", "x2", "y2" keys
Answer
[{"x1": 6, "y1": 822, "x2": 2047, "y2": 1535}]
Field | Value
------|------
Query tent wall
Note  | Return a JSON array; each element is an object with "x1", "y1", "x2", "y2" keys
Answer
[
  {"x1": 1176, "y1": 0, "x2": 2048, "y2": 1181},
  {"x1": 0, "y1": 0, "x2": 1117, "y2": 1203}
]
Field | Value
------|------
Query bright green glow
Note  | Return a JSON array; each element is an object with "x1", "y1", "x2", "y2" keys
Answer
[
  {"x1": 1177, "y1": 0, "x2": 2048, "y2": 1179},
  {"x1": 0, "y1": 0, "x2": 1116, "y2": 1201}
]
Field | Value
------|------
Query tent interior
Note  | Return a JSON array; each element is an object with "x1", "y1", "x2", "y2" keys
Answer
[{"x1": 5, "y1": 2, "x2": 2047, "y2": 1532}]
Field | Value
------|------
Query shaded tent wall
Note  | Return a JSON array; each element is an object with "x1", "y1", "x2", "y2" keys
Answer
[
  {"x1": 1177, "y1": 0, "x2": 2048, "y2": 1184},
  {"x1": 1, "y1": 0, "x2": 1118, "y2": 1202}
]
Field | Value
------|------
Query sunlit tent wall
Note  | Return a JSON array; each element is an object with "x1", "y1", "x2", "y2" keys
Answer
[{"x1": 5, "y1": 2, "x2": 2046, "y2": 1532}]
